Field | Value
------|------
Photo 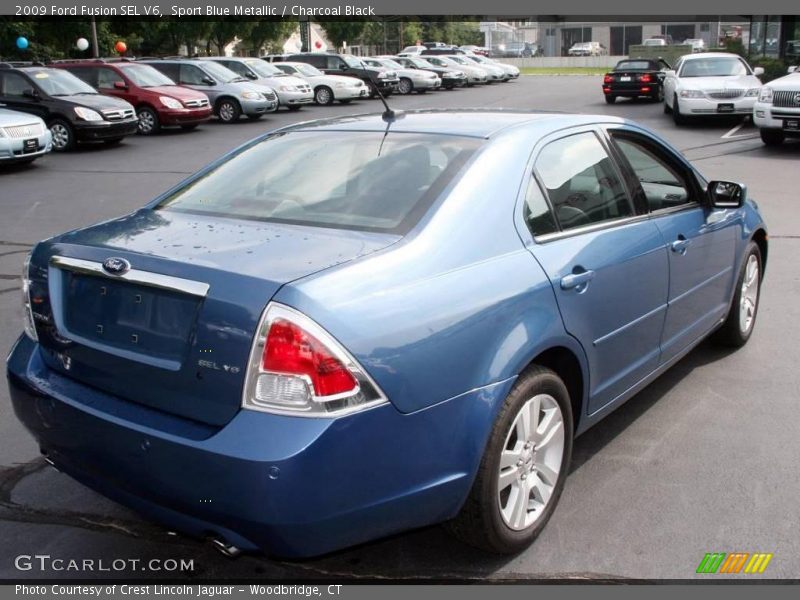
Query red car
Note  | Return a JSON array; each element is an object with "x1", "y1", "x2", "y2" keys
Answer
[{"x1": 53, "y1": 59, "x2": 212, "y2": 135}]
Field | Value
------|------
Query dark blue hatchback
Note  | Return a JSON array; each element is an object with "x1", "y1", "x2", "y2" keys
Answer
[{"x1": 7, "y1": 111, "x2": 767, "y2": 557}]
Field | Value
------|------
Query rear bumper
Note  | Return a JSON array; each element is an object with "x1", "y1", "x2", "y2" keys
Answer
[
  {"x1": 0, "y1": 130, "x2": 52, "y2": 161},
  {"x1": 604, "y1": 84, "x2": 661, "y2": 97},
  {"x1": 75, "y1": 119, "x2": 139, "y2": 141},
  {"x1": 158, "y1": 107, "x2": 212, "y2": 126},
  {"x1": 7, "y1": 335, "x2": 511, "y2": 557}
]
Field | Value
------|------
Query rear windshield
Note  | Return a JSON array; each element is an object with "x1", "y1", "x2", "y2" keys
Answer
[
  {"x1": 157, "y1": 131, "x2": 480, "y2": 234},
  {"x1": 615, "y1": 61, "x2": 654, "y2": 71}
]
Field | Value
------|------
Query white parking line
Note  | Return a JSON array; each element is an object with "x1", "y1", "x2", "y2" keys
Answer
[{"x1": 721, "y1": 121, "x2": 754, "y2": 139}]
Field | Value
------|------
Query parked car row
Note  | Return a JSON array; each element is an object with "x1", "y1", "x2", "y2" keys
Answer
[
  {"x1": 0, "y1": 51, "x2": 519, "y2": 163},
  {"x1": 602, "y1": 51, "x2": 799, "y2": 146}
]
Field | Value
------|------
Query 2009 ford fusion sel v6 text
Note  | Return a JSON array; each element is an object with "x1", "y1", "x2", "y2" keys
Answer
[{"x1": 6, "y1": 110, "x2": 767, "y2": 558}]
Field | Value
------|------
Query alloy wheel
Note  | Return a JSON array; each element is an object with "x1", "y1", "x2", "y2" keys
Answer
[
  {"x1": 219, "y1": 102, "x2": 236, "y2": 122},
  {"x1": 50, "y1": 123, "x2": 71, "y2": 151},
  {"x1": 315, "y1": 87, "x2": 332, "y2": 105},
  {"x1": 137, "y1": 109, "x2": 156, "y2": 134},
  {"x1": 497, "y1": 394, "x2": 565, "y2": 531},
  {"x1": 739, "y1": 254, "x2": 760, "y2": 334},
  {"x1": 398, "y1": 78, "x2": 413, "y2": 94}
]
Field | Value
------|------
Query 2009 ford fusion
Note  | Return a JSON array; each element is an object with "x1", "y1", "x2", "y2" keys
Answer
[{"x1": 7, "y1": 111, "x2": 767, "y2": 558}]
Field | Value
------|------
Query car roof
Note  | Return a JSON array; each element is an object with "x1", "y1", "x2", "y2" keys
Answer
[
  {"x1": 681, "y1": 52, "x2": 743, "y2": 61},
  {"x1": 281, "y1": 109, "x2": 624, "y2": 139}
]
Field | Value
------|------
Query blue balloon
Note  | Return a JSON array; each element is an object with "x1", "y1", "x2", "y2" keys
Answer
[{"x1": 16, "y1": 36, "x2": 29, "y2": 50}]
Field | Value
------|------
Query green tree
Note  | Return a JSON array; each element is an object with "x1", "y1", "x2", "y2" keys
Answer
[
  {"x1": 244, "y1": 20, "x2": 296, "y2": 55},
  {"x1": 207, "y1": 19, "x2": 252, "y2": 55},
  {"x1": 318, "y1": 21, "x2": 367, "y2": 51}
]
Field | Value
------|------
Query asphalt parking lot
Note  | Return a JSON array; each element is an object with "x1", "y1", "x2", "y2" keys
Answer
[{"x1": 1, "y1": 75, "x2": 799, "y2": 581}]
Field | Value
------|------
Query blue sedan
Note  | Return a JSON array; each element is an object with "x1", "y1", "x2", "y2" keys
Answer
[{"x1": 7, "y1": 111, "x2": 767, "y2": 557}]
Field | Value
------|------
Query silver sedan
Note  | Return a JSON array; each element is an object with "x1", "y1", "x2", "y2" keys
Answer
[{"x1": 366, "y1": 57, "x2": 441, "y2": 94}]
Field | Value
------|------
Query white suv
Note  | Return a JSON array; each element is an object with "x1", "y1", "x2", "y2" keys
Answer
[{"x1": 753, "y1": 69, "x2": 800, "y2": 145}]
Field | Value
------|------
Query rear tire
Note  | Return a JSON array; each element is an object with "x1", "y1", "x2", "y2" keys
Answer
[
  {"x1": 446, "y1": 365, "x2": 573, "y2": 554},
  {"x1": 759, "y1": 129, "x2": 785, "y2": 146},
  {"x1": 714, "y1": 242, "x2": 762, "y2": 348},
  {"x1": 604, "y1": 95, "x2": 616, "y2": 104}
]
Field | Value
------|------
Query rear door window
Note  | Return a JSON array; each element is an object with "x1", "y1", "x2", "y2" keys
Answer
[{"x1": 534, "y1": 132, "x2": 633, "y2": 231}]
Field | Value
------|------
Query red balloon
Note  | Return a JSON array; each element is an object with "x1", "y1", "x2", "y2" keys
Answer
[
  {"x1": 115, "y1": 41, "x2": 127, "y2": 54},
  {"x1": 315, "y1": 40, "x2": 322, "y2": 49}
]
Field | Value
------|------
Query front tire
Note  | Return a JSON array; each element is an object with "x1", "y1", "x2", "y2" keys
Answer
[
  {"x1": 604, "y1": 94, "x2": 616, "y2": 104},
  {"x1": 397, "y1": 77, "x2": 414, "y2": 95},
  {"x1": 714, "y1": 241, "x2": 762, "y2": 347},
  {"x1": 314, "y1": 86, "x2": 334, "y2": 105},
  {"x1": 136, "y1": 106, "x2": 160, "y2": 135},
  {"x1": 760, "y1": 129, "x2": 785, "y2": 146},
  {"x1": 216, "y1": 98, "x2": 241, "y2": 123},
  {"x1": 48, "y1": 119, "x2": 75, "y2": 152},
  {"x1": 673, "y1": 94, "x2": 688, "y2": 125},
  {"x1": 447, "y1": 365, "x2": 573, "y2": 554}
]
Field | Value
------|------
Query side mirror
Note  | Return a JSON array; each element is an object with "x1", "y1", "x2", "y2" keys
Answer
[
  {"x1": 113, "y1": 81, "x2": 127, "y2": 90},
  {"x1": 340, "y1": 64, "x2": 349, "y2": 71},
  {"x1": 753, "y1": 66, "x2": 765, "y2": 77},
  {"x1": 22, "y1": 88, "x2": 39, "y2": 100},
  {"x1": 788, "y1": 65, "x2": 797, "y2": 74},
  {"x1": 708, "y1": 181, "x2": 746, "y2": 208},
  {"x1": 245, "y1": 72, "x2": 257, "y2": 80}
]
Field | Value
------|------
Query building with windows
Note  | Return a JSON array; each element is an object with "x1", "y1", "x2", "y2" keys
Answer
[{"x1": 484, "y1": 17, "x2": 799, "y2": 59}]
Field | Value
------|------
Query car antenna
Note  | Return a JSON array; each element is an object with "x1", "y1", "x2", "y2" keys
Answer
[{"x1": 360, "y1": 58, "x2": 403, "y2": 122}]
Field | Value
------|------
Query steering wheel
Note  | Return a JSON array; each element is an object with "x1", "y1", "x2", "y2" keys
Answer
[{"x1": 556, "y1": 205, "x2": 591, "y2": 229}]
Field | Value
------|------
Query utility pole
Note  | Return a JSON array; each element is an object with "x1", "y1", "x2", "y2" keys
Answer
[
  {"x1": 299, "y1": 16, "x2": 310, "y2": 52},
  {"x1": 90, "y1": 16, "x2": 99, "y2": 57}
]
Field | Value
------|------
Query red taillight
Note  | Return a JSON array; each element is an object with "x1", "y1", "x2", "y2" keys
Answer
[
  {"x1": 641, "y1": 86, "x2": 651, "y2": 92},
  {"x1": 603, "y1": 74, "x2": 613, "y2": 84},
  {"x1": 263, "y1": 318, "x2": 357, "y2": 397},
  {"x1": 639, "y1": 73, "x2": 652, "y2": 83}
]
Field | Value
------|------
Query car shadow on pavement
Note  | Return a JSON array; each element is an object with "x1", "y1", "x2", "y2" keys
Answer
[{"x1": 569, "y1": 338, "x2": 737, "y2": 474}]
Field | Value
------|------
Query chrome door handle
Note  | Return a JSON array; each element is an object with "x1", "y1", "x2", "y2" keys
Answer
[
  {"x1": 671, "y1": 237, "x2": 691, "y2": 254},
  {"x1": 560, "y1": 270, "x2": 595, "y2": 290}
]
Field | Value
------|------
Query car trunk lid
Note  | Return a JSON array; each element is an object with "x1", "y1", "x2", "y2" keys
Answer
[{"x1": 30, "y1": 209, "x2": 399, "y2": 426}]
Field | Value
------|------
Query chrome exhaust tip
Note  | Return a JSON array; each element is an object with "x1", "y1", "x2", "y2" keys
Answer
[{"x1": 209, "y1": 537, "x2": 241, "y2": 558}]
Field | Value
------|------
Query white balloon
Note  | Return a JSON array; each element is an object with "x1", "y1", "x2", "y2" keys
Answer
[{"x1": 76, "y1": 38, "x2": 89, "y2": 51}]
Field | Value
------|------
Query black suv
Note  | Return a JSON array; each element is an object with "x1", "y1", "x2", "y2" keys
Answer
[
  {"x1": 0, "y1": 63, "x2": 138, "y2": 151},
  {"x1": 287, "y1": 53, "x2": 398, "y2": 96}
]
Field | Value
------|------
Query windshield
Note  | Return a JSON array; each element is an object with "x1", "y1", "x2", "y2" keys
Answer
[
  {"x1": 244, "y1": 60, "x2": 282, "y2": 77},
  {"x1": 342, "y1": 55, "x2": 364, "y2": 68},
  {"x1": 293, "y1": 63, "x2": 323, "y2": 77},
  {"x1": 410, "y1": 58, "x2": 435, "y2": 69},
  {"x1": 28, "y1": 69, "x2": 97, "y2": 95},
  {"x1": 119, "y1": 64, "x2": 175, "y2": 87},
  {"x1": 380, "y1": 59, "x2": 403, "y2": 69},
  {"x1": 199, "y1": 61, "x2": 242, "y2": 83},
  {"x1": 447, "y1": 56, "x2": 468, "y2": 64},
  {"x1": 158, "y1": 131, "x2": 479, "y2": 234},
  {"x1": 680, "y1": 57, "x2": 750, "y2": 77}
]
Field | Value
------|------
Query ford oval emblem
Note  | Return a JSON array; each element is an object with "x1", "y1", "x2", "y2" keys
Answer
[{"x1": 102, "y1": 257, "x2": 130, "y2": 275}]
